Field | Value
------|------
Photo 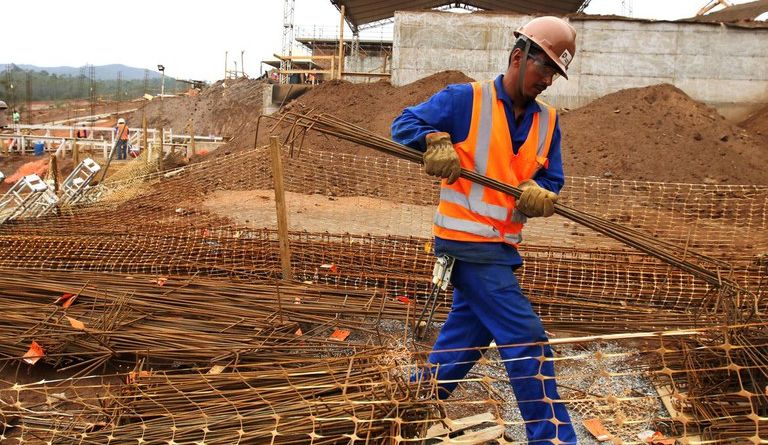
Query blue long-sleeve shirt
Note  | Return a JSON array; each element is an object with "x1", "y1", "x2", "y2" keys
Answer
[{"x1": 391, "y1": 74, "x2": 566, "y2": 266}]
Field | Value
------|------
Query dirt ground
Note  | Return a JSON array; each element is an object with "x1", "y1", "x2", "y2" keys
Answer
[
  {"x1": 199, "y1": 189, "x2": 632, "y2": 250},
  {"x1": 5, "y1": 71, "x2": 767, "y2": 187},
  {"x1": 275, "y1": 71, "x2": 475, "y2": 155},
  {"x1": 201, "y1": 189, "x2": 435, "y2": 238},
  {"x1": 14, "y1": 99, "x2": 127, "y2": 125},
  {"x1": 0, "y1": 154, "x2": 77, "y2": 193}
]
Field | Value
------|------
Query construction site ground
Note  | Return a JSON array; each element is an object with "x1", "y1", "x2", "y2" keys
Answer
[{"x1": 1, "y1": 70, "x2": 766, "y2": 445}]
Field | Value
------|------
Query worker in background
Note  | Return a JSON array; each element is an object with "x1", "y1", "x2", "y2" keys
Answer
[
  {"x1": 115, "y1": 118, "x2": 129, "y2": 160},
  {"x1": 12, "y1": 109, "x2": 20, "y2": 133},
  {"x1": 76, "y1": 123, "x2": 88, "y2": 139},
  {"x1": 391, "y1": 16, "x2": 577, "y2": 444}
]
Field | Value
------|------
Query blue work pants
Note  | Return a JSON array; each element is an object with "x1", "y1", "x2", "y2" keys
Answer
[
  {"x1": 426, "y1": 260, "x2": 576, "y2": 444},
  {"x1": 116, "y1": 140, "x2": 128, "y2": 160}
]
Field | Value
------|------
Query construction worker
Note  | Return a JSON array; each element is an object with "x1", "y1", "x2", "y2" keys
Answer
[
  {"x1": 12, "y1": 109, "x2": 20, "y2": 133},
  {"x1": 115, "y1": 118, "x2": 129, "y2": 160},
  {"x1": 391, "y1": 16, "x2": 577, "y2": 444},
  {"x1": 76, "y1": 123, "x2": 89, "y2": 139}
]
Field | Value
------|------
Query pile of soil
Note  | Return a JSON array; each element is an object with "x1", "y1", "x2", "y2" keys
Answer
[
  {"x1": 124, "y1": 71, "x2": 766, "y2": 185},
  {"x1": 739, "y1": 104, "x2": 768, "y2": 145},
  {"x1": 560, "y1": 84, "x2": 768, "y2": 184},
  {"x1": 273, "y1": 71, "x2": 475, "y2": 155},
  {"x1": 127, "y1": 78, "x2": 271, "y2": 147},
  {"x1": 0, "y1": 154, "x2": 75, "y2": 193}
]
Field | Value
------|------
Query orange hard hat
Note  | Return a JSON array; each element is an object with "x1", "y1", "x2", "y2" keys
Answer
[{"x1": 515, "y1": 16, "x2": 577, "y2": 79}]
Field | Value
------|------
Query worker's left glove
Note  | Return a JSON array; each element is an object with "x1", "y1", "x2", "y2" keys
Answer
[
  {"x1": 423, "y1": 132, "x2": 461, "y2": 184},
  {"x1": 516, "y1": 180, "x2": 558, "y2": 217}
]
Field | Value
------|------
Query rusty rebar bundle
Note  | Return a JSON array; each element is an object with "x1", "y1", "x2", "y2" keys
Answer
[
  {"x1": 0, "y1": 270, "x2": 415, "y2": 373},
  {"x1": 266, "y1": 112, "x2": 751, "y2": 296},
  {"x1": 1, "y1": 353, "x2": 439, "y2": 444}
]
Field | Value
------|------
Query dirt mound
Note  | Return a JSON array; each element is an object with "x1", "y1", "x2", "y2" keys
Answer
[
  {"x1": 739, "y1": 103, "x2": 768, "y2": 145},
  {"x1": 560, "y1": 84, "x2": 768, "y2": 184},
  {"x1": 275, "y1": 71, "x2": 475, "y2": 155},
  {"x1": 127, "y1": 78, "x2": 270, "y2": 146}
]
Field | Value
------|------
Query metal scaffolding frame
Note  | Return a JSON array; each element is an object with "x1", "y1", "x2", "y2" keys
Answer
[
  {"x1": 0, "y1": 174, "x2": 56, "y2": 224},
  {"x1": 60, "y1": 158, "x2": 102, "y2": 206}
]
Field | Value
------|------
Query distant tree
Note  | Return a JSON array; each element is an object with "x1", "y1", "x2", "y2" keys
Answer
[{"x1": 0, "y1": 67, "x2": 183, "y2": 102}]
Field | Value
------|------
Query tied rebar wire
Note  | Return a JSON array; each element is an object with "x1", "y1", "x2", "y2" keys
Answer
[
  {"x1": 0, "y1": 110, "x2": 765, "y2": 443},
  {"x1": 1, "y1": 353, "x2": 441, "y2": 444},
  {"x1": 0, "y1": 270, "x2": 422, "y2": 374},
  {"x1": 3, "y1": 322, "x2": 767, "y2": 444},
  {"x1": 266, "y1": 111, "x2": 748, "y2": 297}
]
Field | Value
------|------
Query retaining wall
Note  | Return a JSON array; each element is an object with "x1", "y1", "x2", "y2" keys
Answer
[{"x1": 392, "y1": 11, "x2": 768, "y2": 120}]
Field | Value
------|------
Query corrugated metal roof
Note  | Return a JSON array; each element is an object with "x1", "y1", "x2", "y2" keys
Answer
[{"x1": 330, "y1": 0, "x2": 588, "y2": 30}]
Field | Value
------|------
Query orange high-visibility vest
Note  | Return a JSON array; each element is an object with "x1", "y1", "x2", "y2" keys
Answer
[
  {"x1": 433, "y1": 81, "x2": 557, "y2": 246},
  {"x1": 117, "y1": 123, "x2": 129, "y2": 140}
]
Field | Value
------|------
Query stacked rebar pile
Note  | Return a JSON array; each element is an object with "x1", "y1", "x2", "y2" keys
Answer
[
  {"x1": 0, "y1": 107, "x2": 766, "y2": 443},
  {"x1": 0, "y1": 270, "x2": 414, "y2": 374},
  {"x1": 1, "y1": 353, "x2": 438, "y2": 444}
]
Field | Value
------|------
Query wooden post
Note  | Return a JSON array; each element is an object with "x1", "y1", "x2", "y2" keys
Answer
[
  {"x1": 142, "y1": 115, "x2": 149, "y2": 164},
  {"x1": 73, "y1": 131, "x2": 80, "y2": 165},
  {"x1": 269, "y1": 136, "x2": 293, "y2": 281},
  {"x1": 69, "y1": 126, "x2": 74, "y2": 160},
  {"x1": 157, "y1": 128, "x2": 164, "y2": 171},
  {"x1": 189, "y1": 121, "x2": 196, "y2": 157},
  {"x1": 48, "y1": 155, "x2": 60, "y2": 193},
  {"x1": 337, "y1": 5, "x2": 345, "y2": 80}
]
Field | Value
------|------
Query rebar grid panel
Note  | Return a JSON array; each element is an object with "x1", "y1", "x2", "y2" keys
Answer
[
  {"x1": 0, "y1": 233, "x2": 766, "y2": 346},
  {"x1": 0, "y1": 145, "x2": 766, "y2": 259},
  {"x1": 264, "y1": 113, "x2": 768, "y2": 261},
  {"x1": 0, "y1": 146, "x2": 763, "y2": 279},
  {"x1": 2, "y1": 324, "x2": 766, "y2": 444},
  {"x1": 1, "y1": 353, "x2": 438, "y2": 444},
  {"x1": 0, "y1": 140, "x2": 765, "y2": 443},
  {"x1": 0, "y1": 230, "x2": 763, "y2": 324}
]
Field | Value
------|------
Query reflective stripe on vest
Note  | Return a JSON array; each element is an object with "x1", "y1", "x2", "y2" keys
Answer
[
  {"x1": 435, "y1": 81, "x2": 551, "y2": 240},
  {"x1": 434, "y1": 213, "x2": 523, "y2": 244}
]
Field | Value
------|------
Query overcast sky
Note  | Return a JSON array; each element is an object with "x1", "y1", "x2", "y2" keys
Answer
[{"x1": 2, "y1": 0, "x2": 759, "y2": 82}]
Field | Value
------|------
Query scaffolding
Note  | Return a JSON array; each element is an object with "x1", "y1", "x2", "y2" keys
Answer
[
  {"x1": 60, "y1": 158, "x2": 102, "y2": 205},
  {"x1": 0, "y1": 174, "x2": 57, "y2": 224}
]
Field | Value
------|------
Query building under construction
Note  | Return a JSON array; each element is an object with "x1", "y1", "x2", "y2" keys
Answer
[{"x1": 1, "y1": 1, "x2": 767, "y2": 444}]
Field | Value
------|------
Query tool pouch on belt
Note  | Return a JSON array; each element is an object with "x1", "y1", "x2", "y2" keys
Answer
[{"x1": 432, "y1": 256, "x2": 455, "y2": 291}]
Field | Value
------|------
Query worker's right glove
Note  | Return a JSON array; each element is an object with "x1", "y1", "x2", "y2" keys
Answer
[
  {"x1": 516, "y1": 180, "x2": 558, "y2": 218},
  {"x1": 423, "y1": 132, "x2": 461, "y2": 184}
]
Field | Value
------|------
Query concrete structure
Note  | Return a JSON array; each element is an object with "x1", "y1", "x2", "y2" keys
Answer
[
  {"x1": 392, "y1": 11, "x2": 768, "y2": 120},
  {"x1": 297, "y1": 37, "x2": 392, "y2": 83}
]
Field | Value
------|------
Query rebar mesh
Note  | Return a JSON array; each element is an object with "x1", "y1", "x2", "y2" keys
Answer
[{"x1": 0, "y1": 141, "x2": 765, "y2": 444}]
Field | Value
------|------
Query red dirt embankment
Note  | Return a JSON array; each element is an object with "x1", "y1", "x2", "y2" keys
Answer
[
  {"x1": 128, "y1": 78, "x2": 270, "y2": 147},
  {"x1": 739, "y1": 103, "x2": 768, "y2": 146},
  {"x1": 560, "y1": 84, "x2": 767, "y2": 184},
  {"x1": 275, "y1": 71, "x2": 475, "y2": 155},
  {"x1": 284, "y1": 77, "x2": 766, "y2": 184},
  {"x1": 136, "y1": 70, "x2": 765, "y2": 185}
]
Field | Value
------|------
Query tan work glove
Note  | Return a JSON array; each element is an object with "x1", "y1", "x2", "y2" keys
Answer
[
  {"x1": 423, "y1": 132, "x2": 461, "y2": 184},
  {"x1": 516, "y1": 180, "x2": 558, "y2": 217}
]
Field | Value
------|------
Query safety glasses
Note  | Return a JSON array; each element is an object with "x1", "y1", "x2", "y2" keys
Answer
[{"x1": 527, "y1": 54, "x2": 561, "y2": 81}]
